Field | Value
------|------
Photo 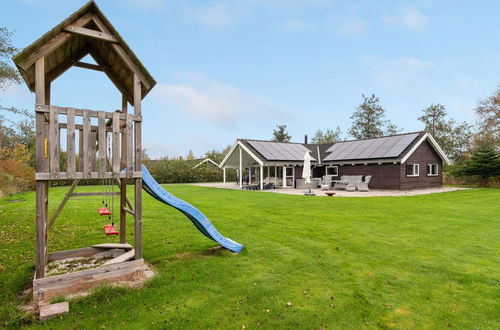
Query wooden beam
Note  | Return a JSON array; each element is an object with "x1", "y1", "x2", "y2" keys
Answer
[
  {"x1": 70, "y1": 192, "x2": 119, "y2": 197},
  {"x1": 91, "y1": 15, "x2": 151, "y2": 90},
  {"x1": 133, "y1": 73, "x2": 142, "y2": 260},
  {"x1": 48, "y1": 180, "x2": 79, "y2": 229},
  {"x1": 17, "y1": 13, "x2": 93, "y2": 71},
  {"x1": 74, "y1": 61, "x2": 104, "y2": 72},
  {"x1": 64, "y1": 25, "x2": 118, "y2": 43},
  {"x1": 122, "y1": 207, "x2": 135, "y2": 216},
  {"x1": 35, "y1": 57, "x2": 47, "y2": 279}
]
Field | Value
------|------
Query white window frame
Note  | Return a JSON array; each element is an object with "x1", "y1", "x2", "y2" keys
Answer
[
  {"x1": 427, "y1": 164, "x2": 438, "y2": 176},
  {"x1": 406, "y1": 164, "x2": 420, "y2": 177},
  {"x1": 325, "y1": 165, "x2": 339, "y2": 177}
]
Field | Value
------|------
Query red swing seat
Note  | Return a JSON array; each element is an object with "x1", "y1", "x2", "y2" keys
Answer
[
  {"x1": 104, "y1": 223, "x2": 119, "y2": 235},
  {"x1": 98, "y1": 207, "x2": 112, "y2": 216}
]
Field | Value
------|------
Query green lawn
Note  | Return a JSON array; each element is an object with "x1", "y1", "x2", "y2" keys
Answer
[{"x1": 0, "y1": 185, "x2": 499, "y2": 329}]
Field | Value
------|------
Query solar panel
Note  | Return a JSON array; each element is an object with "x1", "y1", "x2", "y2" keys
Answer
[{"x1": 247, "y1": 140, "x2": 315, "y2": 161}]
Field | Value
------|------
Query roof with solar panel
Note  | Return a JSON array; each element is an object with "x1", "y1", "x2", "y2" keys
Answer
[{"x1": 238, "y1": 132, "x2": 427, "y2": 163}]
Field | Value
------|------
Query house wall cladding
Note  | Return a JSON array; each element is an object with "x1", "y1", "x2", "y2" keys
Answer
[
  {"x1": 400, "y1": 140, "x2": 443, "y2": 190},
  {"x1": 337, "y1": 163, "x2": 401, "y2": 189}
]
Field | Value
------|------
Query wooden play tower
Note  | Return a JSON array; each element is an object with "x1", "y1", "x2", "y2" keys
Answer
[{"x1": 13, "y1": 1, "x2": 156, "y2": 302}]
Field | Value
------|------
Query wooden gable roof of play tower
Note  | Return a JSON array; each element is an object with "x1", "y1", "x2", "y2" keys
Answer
[{"x1": 13, "y1": 0, "x2": 156, "y2": 104}]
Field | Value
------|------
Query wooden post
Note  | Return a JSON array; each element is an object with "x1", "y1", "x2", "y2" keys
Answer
[
  {"x1": 133, "y1": 74, "x2": 142, "y2": 260},
  {"x1": 35, "y1": 57, "x2": 48, "y2": 279},
  {"x1": 120, "y1": 95, "x2": 127, "y2": 244}
]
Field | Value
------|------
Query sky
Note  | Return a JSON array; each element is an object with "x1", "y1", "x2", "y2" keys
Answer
[{"x1": 1, "y1": 0, "x2": 499, "y2": 159}]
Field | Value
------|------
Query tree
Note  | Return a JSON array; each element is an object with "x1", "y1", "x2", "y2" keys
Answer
[
  {"x1": 0, "y1": 27, "x2": 20, "y2": 89},
  {"x1": 349, "y1": 94, "x2": 398, "y2": 139},
  {"x1": 459, "y1": 143, "x2": 500, "y2": 186},
  {"x1": 311, "y1": 127, "x2": 342, "y2": 144},
  {"x1": 474, "y1": 87, "x2": 500, "y2": 148},
  {"x1": 271, "y1": 125, "x2": 291, "y2": 142},
  {"x1": 418, "y1": 104, "x2": 473, "y2": 161},
  {"x1": 186, "y1": 150, "x2": 195, "y2": 160}
]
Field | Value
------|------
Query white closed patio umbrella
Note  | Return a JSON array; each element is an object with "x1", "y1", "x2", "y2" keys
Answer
[{"x1": 302, "y1": 151, "x2": 312, "y2": 184}]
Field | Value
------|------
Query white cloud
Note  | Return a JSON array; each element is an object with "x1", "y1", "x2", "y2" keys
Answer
[
  {"x1": 153, "y1": 73, "x2": 289, "y2": 128},
  {"x1": 187, "y1": 1, "x2": 248, "y2": 28},
  {"x1": 382, "y1": 7, "x2": 429, "y2": 31},
  {"x1": 359, "y1": 55, "x2": 439, "y2": 91},
  {"x1": 336, "y1": 19, "x2": 366, "y2": 36},
  {"x1": 279, "y1": 18, "x2": 315, "y2": 32}
]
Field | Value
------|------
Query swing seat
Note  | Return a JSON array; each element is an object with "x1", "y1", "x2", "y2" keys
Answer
[
  {"x1": 98, "y1": 207, "x2": 112, "y2": 216},
  {"x1": 104, "y1": 224, "x2": 119, "y2": 235}
]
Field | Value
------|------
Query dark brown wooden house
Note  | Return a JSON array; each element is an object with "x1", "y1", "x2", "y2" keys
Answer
[{"x1": 219, "y1": 132, "x2": 451, "y2": 190}]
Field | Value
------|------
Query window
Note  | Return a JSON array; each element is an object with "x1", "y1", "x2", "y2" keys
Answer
[
  {"x1": 325, "y1": 166, "x2": 339, "y2": 176},
  {"x1": 427, "y1": 164, "x2": 438, "y2": 176},
  {"x1": 406, "y1": 164, "x2": 419, "y2": 177}
]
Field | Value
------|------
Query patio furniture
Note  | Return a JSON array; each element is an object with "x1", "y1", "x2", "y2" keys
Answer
[
  {"x1": 295, "y1": 178, "x2": 320, "y2": 189},
  {"x1": 333, "y1": 175, "x2": 363, "y2": 190},
  {"x1": 357, "y1": 175, "x2": 371, "y2": 192},
  {"x1": 263, "y1": 183, "x2": 275, "y2": 190},
  {"x1": 346, "y1": 184, "x2": 356, "y2": 192},
  {"x1": 320, "y1": 175, "x2": 334, "y2": 190}
]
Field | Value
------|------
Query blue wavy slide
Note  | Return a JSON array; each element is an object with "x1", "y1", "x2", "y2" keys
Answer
[{"x1": 141, "y1": 165, "x2": 244, "y2": 253}]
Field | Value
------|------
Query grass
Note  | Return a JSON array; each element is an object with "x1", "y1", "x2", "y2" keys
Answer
[{"x1": 0, "y1": 185, "x2": 499, "y2": 329}]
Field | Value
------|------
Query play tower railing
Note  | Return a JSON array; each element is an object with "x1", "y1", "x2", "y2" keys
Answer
[{"x1": 34, "y1": 104, "x2": 142, "y2": 180}]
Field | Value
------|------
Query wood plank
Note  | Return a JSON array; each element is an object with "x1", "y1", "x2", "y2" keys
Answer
[
  {"x1": 48, "y1": 180, "x2": 79, "y2": 228},
  {"x1": 17, "y1": 13, "x2": 93, "y2": 71},
  {"x1": 35, "y1": 171, "x2": 142, "y2": 180},
  {"x1": 98, "y1": 111, "x2": 106, "y2": 177},
  {"x1": 91, "y1": 243, "x2": 133, "y2": 250},
  {"x1": 126, "y1": 115, "x2": 133, "y2": 177},
  {"x1": 90, "y1": 130, "x2": 97, "y2": 172},
  {"x1": 70, "y1": 192, "x2": 119, "y2": 197},
  {"x1": 112, "y1": 111, "x2": 120, "y2": 175},
  {"x1": 82, "y1": 111, "x2": 91, "y2": 178},
  {"x1": 78, "y1": 129, "x2": 84, "y2": 172},
  {"x1": 64, "y1": 25, "x2": 118, "y2": 43},
  {"x1": 66, "y1": 108, "x2": 76, "y2": 178},
  {"x1": 49, "y1": 108, "x2": 59, "y2": 178},
  {"x1": 74, "y1": 61, "x2": 103, "y2": 71},
  {"x1": 48, "y1": 246, "x2": 101, "y2": 262},
  {"x1": 33, "y1": 258, "x2": 143, "y2": 287},
  {"x1": 103, "y1": 249, "x2": 135, "y2": 265},
  {"x1": 33, "y1": 260, "x2": 146, "y2": 304}
]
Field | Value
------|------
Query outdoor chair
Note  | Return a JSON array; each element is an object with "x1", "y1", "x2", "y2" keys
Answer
[
  {"x1": 320, "y1": 175, "x2": 334, "y2": 190},
  {"x1": 333, "y1": 175, "x2": 363, "y2": 190},
  {"x1": 357, "y1": 175, "x2": 371, "y2": 192}
]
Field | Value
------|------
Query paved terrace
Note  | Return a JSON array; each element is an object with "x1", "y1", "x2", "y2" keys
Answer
[{"x1": 187, "y1": 182, "x2": 467, "y2": 197}]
